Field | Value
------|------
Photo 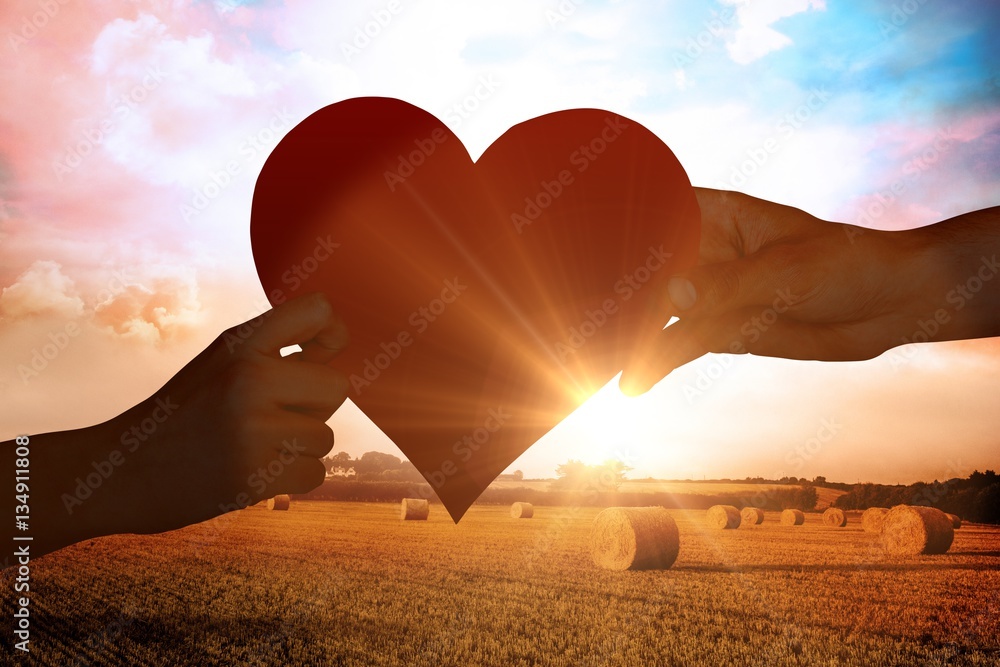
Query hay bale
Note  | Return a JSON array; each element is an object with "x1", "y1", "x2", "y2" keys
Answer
[
  {"x1": 780, "y1": 509, "x2": 805, "y2": 526},
  {"x1": 267, "y1": 495, "x2": 290, "y2": 511},
  {"x1": 400, "y1": 498, "x2": 429, "y2": 521},
  {"x1": 861, "y1": 507, "x2": 889, "y2": 533},
  {"x1": 510, "y1": 502, "x2": 534, "y2": 519},
  {"x1": 882, "y1": 505, "x2": 954, "y2": 555},
  {"x1": 946, "y1": 513, "x2": 962, "y2": 529},
  {"x1": 740, "y1": 507, "x2": 765, "y2": 526},
  {"x1": 822, "y1": 507, "x2": 847, "y2": 527},
  {"x1": 590, "y1": 507, "x2": 680, "y2": 571},
  {"x1": 706, "y1": 505, "x2": 741, "y2": 529}
]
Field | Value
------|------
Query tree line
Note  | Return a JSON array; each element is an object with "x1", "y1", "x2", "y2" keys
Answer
[{"x1": 834, "y1": 470, "x2": 999, "y2": 523}]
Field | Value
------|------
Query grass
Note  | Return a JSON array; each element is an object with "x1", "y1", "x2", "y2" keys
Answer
[{"x1": 3, "y1": 502, "x2": 998, "y2": 666}]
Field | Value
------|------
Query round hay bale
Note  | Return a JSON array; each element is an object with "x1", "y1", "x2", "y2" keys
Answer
[
  {"x1": 740, "y1": 507, "x2": 765, "y2": 526},
  {"x1": 590, "y1": 507, "x2": 680, "y2": 571},
  {"x1": 510, "y1": 502, "x2": 534, "y2": 519},
  {"x1": 706, "y1": 505, "x2": 741, "y2": 529},
  {"x1": 882, "y1": 505, "x2": 954, "y2": 555},
  {"x1": 400, "y1": 498, "x2": 429, "y2": 521},
  {"x1": 861, "y1": 507, "x2": 889, "y2": 533},
  {"x1": 780, "y1": 509, "x2": 805, "y2": 526},
  {"x1": 267, "y1": 495, "x2": 290, "y2": 511},
  {"x1": 822, "y1": 507, "x2": 847, "y2": 527},
  {"x1": 946, "y1": 513, "x2": 962, "y2": 529}
]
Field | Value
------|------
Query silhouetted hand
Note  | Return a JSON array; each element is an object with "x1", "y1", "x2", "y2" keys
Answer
[
  {"x1": 620, "y1": 188, "x2": 1000, "y2": 395},
  {"x1": 123, "y1": 291, "x2": 350, "y2": 532},
  {"x1": 4, "y1": 292, "x2": 349, "y2": 558}
]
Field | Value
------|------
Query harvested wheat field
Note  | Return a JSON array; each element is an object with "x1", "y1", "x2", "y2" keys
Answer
[{"x1": 2, "y1": 502, "x2": 998, "y2": 666}]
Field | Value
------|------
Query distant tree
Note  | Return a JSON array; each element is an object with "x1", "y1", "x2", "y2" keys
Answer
[
  {"x1": 552, "y1": 460, "x2": 590, "y2": 489},
  {"x1": 595, "y1": 459, "x2": 632, "y2": 491},
  {"x1": 975, "y1": 483, "x2": 1000, "y2": 524},
  {"x1": 324, "y1": 451, "x2": 353, "y2": 475},
  {"x1": 381, "y1": 462, "x2": 425, "y2": 483},
  {"x1": 970, "y1": 470, "x2": 998, "y2": 489},
  {"x1": 551, "y1": 459, "x2": 631, "y2": 491},
  {"x1": 798, "y1": 485, "x2": 818, "y2": 511},
  {"x1": 813, "y1": 476, "x2": 827, "y2": 486},
  {"x1": 353, "y1": 451, "x2": 403, "y2": 479},
  {"x1": 513, "y1": 470, "x2": 524, "y2": 481}
]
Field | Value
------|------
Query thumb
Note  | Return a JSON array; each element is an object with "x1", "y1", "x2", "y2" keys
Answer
[{"x1": 662, "y1": 255, "x2": 780, "y2": 319}]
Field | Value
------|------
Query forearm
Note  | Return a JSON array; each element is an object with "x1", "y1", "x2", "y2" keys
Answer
[
  {"x1": 2, "y1": 419, "x2": 134, "y2": 560},
  {"x1": 908, "y1": 206, "x2": 1000, "y2": 342}
]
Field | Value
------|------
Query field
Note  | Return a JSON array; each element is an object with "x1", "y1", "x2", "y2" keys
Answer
[
  {"x1": 3, "y1": 502, "x2": 999, "y2": 666},
  {"x1": 489, "y1": 479, "x2": 848, "y2": 508}
]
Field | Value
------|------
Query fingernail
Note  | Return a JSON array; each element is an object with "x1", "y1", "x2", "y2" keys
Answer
[{"x1": 667, "y1": 277, "x2": 697, "y2": 311}]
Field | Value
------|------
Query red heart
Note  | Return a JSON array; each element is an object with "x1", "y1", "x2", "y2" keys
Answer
[{"x1": 251, "y1": 97, "x2": 699, "y2": 521}]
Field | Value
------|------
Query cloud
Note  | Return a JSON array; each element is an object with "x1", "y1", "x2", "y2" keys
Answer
[
  {"x1": 723, "y1": 0, "x2": 826, "y2": 65},
  {"x1": 0, "y1": 260, "x2": 84, "y2": 319},
  {"x1": 93, "y1": 272, "x2": 201, "y2": 344}
]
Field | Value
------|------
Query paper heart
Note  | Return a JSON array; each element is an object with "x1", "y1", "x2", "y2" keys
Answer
[{"x1": 251, "y1": 97, "x2": 699, "y2": 521}]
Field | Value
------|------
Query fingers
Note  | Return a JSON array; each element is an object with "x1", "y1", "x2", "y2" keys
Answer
[
  {"x1": 268, "y1": 415, "x2": 335, "y2": 458},
  {"x1": 274, "y1": 458, "x2": 328, "y2": 495},
  {"x1": 258, "y1": 355, "x2": 349, "y2": 419},
  {"x1": 620, "y1": 311, "x2": 855, "y2": 396},
  {"x1": 249, "y1": 292, "x2": 349, "y2": 361},
  {"x1": 238, "y1": 415, "x2": 333, "y2": 500},
  {"x1": 620, "y1": 317, "x2": 742, "y2": 396},
  {"x1": 662, "y1": 253, "x2": 789, "y2": 320}
]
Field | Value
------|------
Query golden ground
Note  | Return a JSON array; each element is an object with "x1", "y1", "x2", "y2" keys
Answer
[{"x1": 3, "y1": 502, "x2": 998, "y2": 666}]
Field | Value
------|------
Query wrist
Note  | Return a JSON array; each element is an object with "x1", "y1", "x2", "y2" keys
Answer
[{"x1": 910, "y1": 209, "x2": 1000, "y2": 342}]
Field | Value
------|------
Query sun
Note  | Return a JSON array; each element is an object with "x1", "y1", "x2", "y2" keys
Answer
[{"x1": 559, "y1": 374, "x2": 664, "y2": 468}]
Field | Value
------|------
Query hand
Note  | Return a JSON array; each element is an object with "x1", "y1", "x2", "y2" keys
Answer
[
  {"x1": 620, "y1": 188, "x2": 1000, "y2": 395},
  {"x1": 13, "y1": 292, "x2": 350, "y2": 557},
  {"x1": 121, "y1": 292, "x2": 350, "y2": 533}
]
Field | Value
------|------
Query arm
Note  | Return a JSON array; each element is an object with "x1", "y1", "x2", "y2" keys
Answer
[
  {"x1": 3, "y1": 292, "x2": 349, "y2": 559},
  {"x1": 621, "y1": 188, "x2": 1000, "y2": 395}
]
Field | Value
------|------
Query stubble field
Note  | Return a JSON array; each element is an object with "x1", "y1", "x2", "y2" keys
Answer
[{"x1": 2, "y1": 502, "x2": 999, "y2": 666}]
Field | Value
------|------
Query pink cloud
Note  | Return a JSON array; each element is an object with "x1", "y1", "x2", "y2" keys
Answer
[
  {"x1": 0, "y1": 260, "x2": 83, "y2": 319},
  {"x1": 837, "y1": 108, "x2": 1000, "y2": 229}
]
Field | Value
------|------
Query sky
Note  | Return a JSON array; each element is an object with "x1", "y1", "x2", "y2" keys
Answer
[{"x1": 1, "y1": 0, "x2": 998, "y2": 484}]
